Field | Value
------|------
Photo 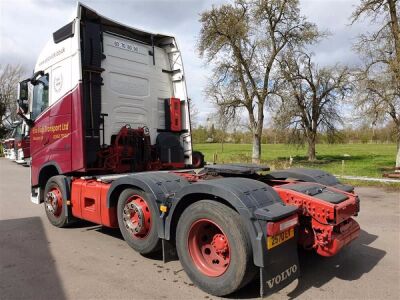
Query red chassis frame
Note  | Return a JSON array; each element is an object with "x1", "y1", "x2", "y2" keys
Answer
[
  {"x1": 272, "y1": 181, "x2": 360, "y2": 256},
  {"x1": 67, "y1": 170, "x2": 360, "y2": 258},
  {"x1": 170, "y1": 172, "x2": 360, "y2": 257}
]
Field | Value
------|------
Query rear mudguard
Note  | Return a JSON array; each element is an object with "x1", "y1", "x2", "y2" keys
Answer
[
  {"x1": 268, "y1": 168, "x2": 354, "y2": 192},
  {"x1": 169, "y1": 177, "x2": 300, "y2": 295}
]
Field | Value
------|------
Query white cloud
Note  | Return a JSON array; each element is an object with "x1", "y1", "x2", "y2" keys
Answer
[{"x1": 301, "y1": 0, "x2": 376, "y2": 67}]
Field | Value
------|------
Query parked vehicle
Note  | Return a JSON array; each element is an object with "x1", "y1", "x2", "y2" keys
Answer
[
  {"x1": 1, "y1": 138, "x2": 13, "y2": 159},
  {"x1": 16, "y1": 4, "x2": 360, "y2": 297},
  {"x1": 2, "y1": 121, "x2": 22, "y2": 160},
  {"x1": 15, "y1": 122, "x2": 30, "y2": 164}
]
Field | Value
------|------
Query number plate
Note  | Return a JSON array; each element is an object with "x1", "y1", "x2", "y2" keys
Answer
[{"x1": 267, "y1": 228, "x2": 294, "y2": 249}]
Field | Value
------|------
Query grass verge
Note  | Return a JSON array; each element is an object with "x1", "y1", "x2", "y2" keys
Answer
[{"x1": 194, "y1": 143, "x2": 399, "y2": 189}]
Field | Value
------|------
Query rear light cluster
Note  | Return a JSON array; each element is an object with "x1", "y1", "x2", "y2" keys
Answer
[{"x1": 267, "y1": 214, "x2": 298, "y2": 236}]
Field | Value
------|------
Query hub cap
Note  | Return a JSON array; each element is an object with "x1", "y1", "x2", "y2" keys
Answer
[
  {"x1": 45, "y1": 187, "x2": 63, "y2": 217},
  {"x1": 188, "y1": 219, "x2": 231, "y2": 277},
  {"x1": 122, "y1": 195, "x2": 151, "y2": 239}
]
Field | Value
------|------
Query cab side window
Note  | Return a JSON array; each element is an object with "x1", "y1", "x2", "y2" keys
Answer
[{"x1": 32, "y1": 74, "x2": 49, "y2": 119}]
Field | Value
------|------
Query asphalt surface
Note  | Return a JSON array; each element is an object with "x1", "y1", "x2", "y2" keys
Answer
[{"x1": 0, "y1": 157, "x2": 399, "y2": 300}]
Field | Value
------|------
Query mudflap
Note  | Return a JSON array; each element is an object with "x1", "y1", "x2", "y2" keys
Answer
[
  {"x1": 162, "y1": 239, "x2": 178, "y2": 263},
  {"x1": 259, "y1": 228, "x2": 300, "y2": 297}
]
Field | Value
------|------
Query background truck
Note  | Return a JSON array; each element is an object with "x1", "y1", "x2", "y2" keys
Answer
[
  {"x1": 2, "y1": 121, "x2": 22, "y2": 161},
  {"x1": 15, "y1": 121, "x2": 30, "y2": 164},
  {"x1": 16, "y1": 3, "x2": 360, "y2": 297},
  {"x1": 1, "y1": 120, "x2": 30, "y2": 163},
  {"x1": 1, "y1": 135, "x2": 14, "y2": 159}
]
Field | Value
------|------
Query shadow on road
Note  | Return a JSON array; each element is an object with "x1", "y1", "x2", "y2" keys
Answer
[
  {"x1": 229, "y1": 229, "x2": 385, "y2": 299},
  {"x1": 95, "y1": 225, "x2": 123, "y2": 239},
  {"x1": 0, "y1": 217, "x2": 66, "y2": 299},
  {"x1": 287, "y1": 229, "x2": 385, "y2": 299},
  {"x1": 94, "y1": 226, "x2": 164, "y2": 260},
  {"x1": 66, "y1": 222, "x2": 385, "y2": 299}
]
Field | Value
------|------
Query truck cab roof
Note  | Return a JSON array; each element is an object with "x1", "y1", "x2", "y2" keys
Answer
[{"x1": 77, "y1": 2, "x2": 174, "y2": 44}]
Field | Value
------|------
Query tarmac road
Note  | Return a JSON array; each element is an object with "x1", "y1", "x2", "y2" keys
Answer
[{"x1": 0, "y1": 158, "x2": 399, "y2": 299}]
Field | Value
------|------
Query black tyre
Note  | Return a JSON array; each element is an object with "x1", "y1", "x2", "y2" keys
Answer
[
  {"x1": 176, "y1": 200, "x2": 257, "y2": 296},
  {"x1": 192, "y1": 151, "x2": 205, "y2": 168},
  {"x1": 44, "y1": 175, "x2": 71, "y2": 228},
  {"x1": 117, "y1": 188, "x2": 161, "y2": 254}
]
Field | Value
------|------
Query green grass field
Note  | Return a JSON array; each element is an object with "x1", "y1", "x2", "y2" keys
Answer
[{"x1": 194, "y1": 143, "x2": 397, "y2": 178}]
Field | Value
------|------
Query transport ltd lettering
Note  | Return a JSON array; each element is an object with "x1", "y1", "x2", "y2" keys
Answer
[
  {"x1": 32, "y1": 122, "x2": 70, "y2": 141},
  {"x1": 266, "y1": 264, "x2": 298, "y2": 288},
  {"x1": 32, "y1": 122, "x2": 69, "y2": 135}
]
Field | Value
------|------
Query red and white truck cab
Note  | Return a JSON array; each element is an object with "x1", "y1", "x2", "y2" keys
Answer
[
  {"x1": 17, "y1": 4, "x2": 192, "y2": 204},
  {"x1": 16, "y1": 3, "x2": 360, "y2": 297}
]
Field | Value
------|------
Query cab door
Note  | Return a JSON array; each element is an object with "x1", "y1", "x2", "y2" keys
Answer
[
  {"x1": 30, "y1": 74, "x2": 50, "y2": 184},
  {"x1": 47, "y1": 64, "x2": 72, "y2": 173}
]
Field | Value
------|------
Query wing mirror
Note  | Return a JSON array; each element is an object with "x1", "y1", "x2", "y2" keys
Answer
[
  {"x1": 17, "y1": 80, "x2": 29, "y2": 114},
  {"x1": 16, "y1": 70, "x2": 44, "y2": 127}
]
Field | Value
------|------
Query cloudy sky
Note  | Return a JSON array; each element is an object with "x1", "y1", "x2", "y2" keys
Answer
[{"x1": 0, "y1": 0, "x2": 369, "y2": 124}]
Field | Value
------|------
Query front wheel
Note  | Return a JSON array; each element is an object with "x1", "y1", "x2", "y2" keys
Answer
[
  {"x1": 176, "y1": 200, "x2": 256, "y2": 296},
  {"x1": 117, "y1": 188, "x2": 161, "y2": 254},
  {"x1": 44, "y1": 175, "x2": 71, "y2": 228}
]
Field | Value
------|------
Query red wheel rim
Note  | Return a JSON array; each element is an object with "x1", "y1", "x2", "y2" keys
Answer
[
  {"x1": 188, "y1": 219, "x2": 231, "y2": 277},
  {"x1": 122, "y1": 195, "x2": 152, "y2": 239},
  {"x1": 192, "y1": 156, "x2": 200, "y2": 168},
  {"x1": 45, "y1": 187, "x2": 63, "y2": 217}
]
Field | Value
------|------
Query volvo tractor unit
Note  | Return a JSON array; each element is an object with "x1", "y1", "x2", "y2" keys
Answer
[{"x1": 17, "y1": 4, "x2": 360, "y2": 297}]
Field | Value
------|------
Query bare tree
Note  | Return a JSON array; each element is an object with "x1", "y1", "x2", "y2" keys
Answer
[
  {"x1": 351, "y1": 0, "x2": 400, "y2": 167},
  {"x1": 214, "y1": 106, "x2": 239, "y2": 152},
  {"x1": 0, "y1": 64, "x2": 24, "y2": 138},
  {"x1": 275, "y1": 51, "x2": 352, "y2": 161},
  {"x1": 188, "y1": 98, "x2": 200, "y2": 129},
  {"x1": 198, "y1": 0, "x2": 320, "y2": 163}
]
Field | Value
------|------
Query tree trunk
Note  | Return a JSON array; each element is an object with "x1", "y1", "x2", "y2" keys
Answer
[
  {"x1": 251, "y1": 100, "x2": 265, "y2": 164},
  {"x1": 252, "y1": 133, "x2": 261, "y2": 164},
  {"x1": 388, "y1": 0, "x2": 400, "y2": 66},
  {"x1": 396, "y1": 135, "x2": 400, "y2": 168},
  {"x1": 307, "y1": 135, "x2": 316, "y2": 161}
]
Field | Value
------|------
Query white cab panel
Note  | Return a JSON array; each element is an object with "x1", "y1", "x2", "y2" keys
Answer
[{"x1": 101, "y1": 33, "x2": 173, "y2": 145}]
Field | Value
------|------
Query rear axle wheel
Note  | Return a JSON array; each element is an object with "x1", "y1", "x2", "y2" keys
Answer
[
  {"x1": 122, "y1": 195, "x2": 152, "y2": 239},
  {"x1": 176, "y1": 200, "x2": 256, "y2": 296},
  {"x1": 117, "y1": 189, "x2": 160, "y2": 254},
  {"x1": 188, "y1": 219, "x2": 230, "y2": 277}
]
